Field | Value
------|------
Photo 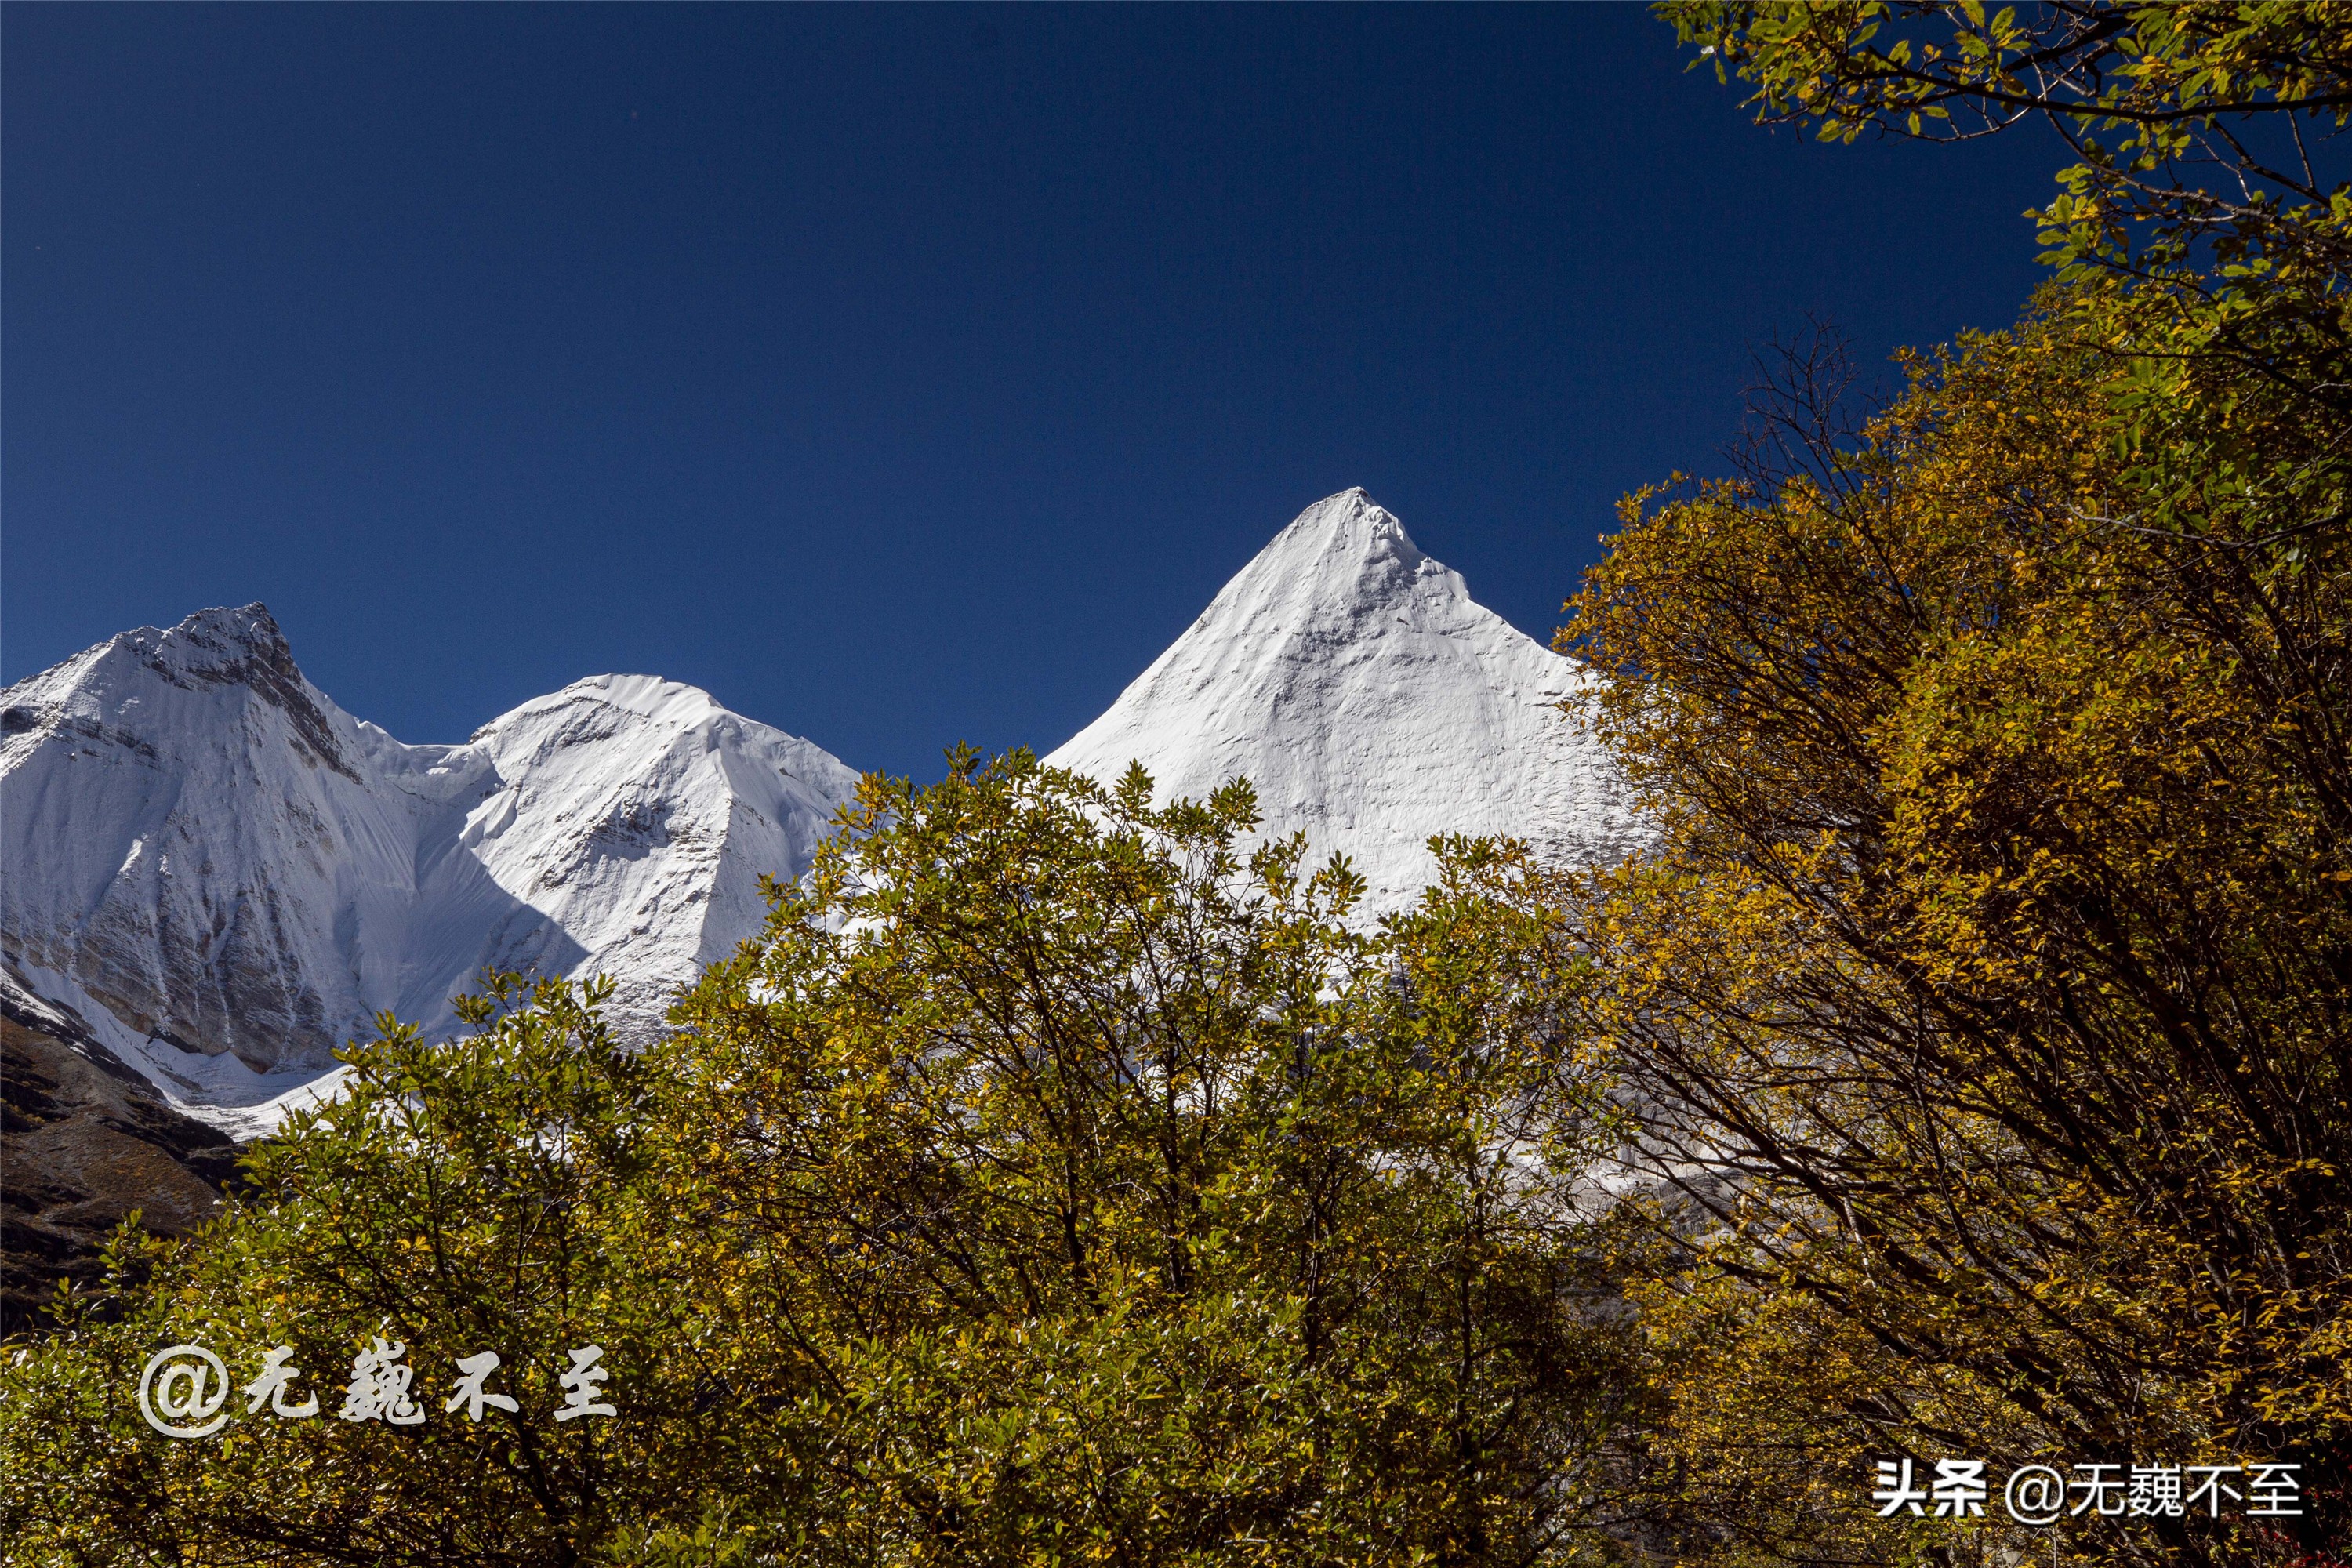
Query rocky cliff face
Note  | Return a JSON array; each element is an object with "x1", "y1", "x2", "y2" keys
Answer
[
  {"x1": 0, "y1": 971, "x2": 242, "y2": 1334},
  {"x1": 1047, "y1": 489, "x2": 1642, "y2": 917}
]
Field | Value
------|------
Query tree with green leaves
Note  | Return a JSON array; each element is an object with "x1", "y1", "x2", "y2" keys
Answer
[
  {"x1": 1663, "y1": 3, "x2": 2351, "y2": 271},
  {"x1": 1, "y1": 755, "x2": 1653, "y2": 1567},
  {"x1": 0, "y1": 975, "x2": 779, "y2": 1564},
  {"x1": 644, "y1": 751, "x2": 1652, "y2": 1566},
  {"x1": 1664, "y1": 2, "x2": 2352, "y2": 405},
  {"x1": 1559, "y1": 304, "x2": 2352, "y2": 1568}
]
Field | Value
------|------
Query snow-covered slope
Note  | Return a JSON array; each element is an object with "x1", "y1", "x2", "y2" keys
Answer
[
  {"x1": 0, "y1": 606, "x2": 859, "y2": 1102},
  {"x1": 1047, "y1": 489, "x2": 1642, "y2": 918},
  {"x1": 5, "y1": 494, "x2": 1632, "y2": 1130}
]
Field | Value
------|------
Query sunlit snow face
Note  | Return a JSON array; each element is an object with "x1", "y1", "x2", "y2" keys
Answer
[{"x1": 3, "y1": 490, "x2": 1643, "y2": 1134}]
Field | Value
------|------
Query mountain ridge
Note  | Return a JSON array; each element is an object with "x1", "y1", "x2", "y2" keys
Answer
[
  {"x1": 1, "y1": 606, "x2": 860, "y2": 1109},
  {"x1": 3, "y1": 489, "x2": 1639, "y2": 1137}
]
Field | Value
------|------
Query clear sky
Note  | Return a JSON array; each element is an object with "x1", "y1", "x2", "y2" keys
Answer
[{"x1": 4, "y1": 4, "x2": 2055, "y2": 779}]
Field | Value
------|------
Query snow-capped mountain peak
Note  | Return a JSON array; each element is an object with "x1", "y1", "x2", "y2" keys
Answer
[
  {"x1": 1, "y1": 608, "x2": 860, "y2": 1104},
  {"x1": 6, "y1": 492, "x2": 1638, "y2": 1136},
  {"x1": 1047, "y1": 488, "x2": 1639, "y2": 917}
]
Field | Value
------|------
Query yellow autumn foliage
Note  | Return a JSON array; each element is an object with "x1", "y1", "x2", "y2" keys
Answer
[{"x1": 1556, "y1": 297, "x2": 2352, "y2": 1568}]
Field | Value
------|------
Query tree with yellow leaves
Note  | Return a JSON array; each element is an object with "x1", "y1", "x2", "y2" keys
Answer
[
  {"x1": 1559, "y1": 296, "x2": 2350, "y2": 1567},
  {"x1": 1549, "y1": 14, "x2": 2352, "y2": 1565}
]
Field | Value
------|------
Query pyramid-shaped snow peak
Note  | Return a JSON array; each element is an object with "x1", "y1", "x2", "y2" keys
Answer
[
  {"x1": 1046, "y1": 488, "x2": 1642, "y2": 917},
  {"x1": 0, "y1": 608, "x2": 860, "y2": 1123}
]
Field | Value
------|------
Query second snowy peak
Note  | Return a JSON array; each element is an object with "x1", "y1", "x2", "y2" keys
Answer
[{"x1": 1047, "y1": 488, "x2": 1643, "y2": 919}]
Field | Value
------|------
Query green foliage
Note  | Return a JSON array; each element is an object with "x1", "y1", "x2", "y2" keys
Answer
[
  {"x1": 1660, "y1": 2, "x2": 2352, "y2": 415},
  {"x1": 1, "y1": 757, "x2": 1650, "y2": 1566},
  {"x1": 0, "y1": 975, "x2": 767, "y2": 1563},
  {"x1": 1659, "y1": 2, "x2": 2352, "y2": 269},
  {"x1": 651, "y1": 753, "x2": 1650, "y2": 1566},
  {"x1": 1555, "y1": 17, "x2": 2352, "y2": 1566},
  {"x1": 22, "y1": 20, "x2": 2347, "y2": 1567}
]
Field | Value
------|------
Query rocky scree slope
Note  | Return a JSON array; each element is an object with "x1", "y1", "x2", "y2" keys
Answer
[{"x1": 0, "y1": 969, "x2": 241, "y2": 1335}]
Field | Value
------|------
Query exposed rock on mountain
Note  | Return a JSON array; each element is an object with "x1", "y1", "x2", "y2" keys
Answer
[
  {"x1": 1047, "y1": 488, "x2": 1641, "y2": 917},
  {"x1": 0, "y1": 970, "x2": 241, "y2": 1335}
]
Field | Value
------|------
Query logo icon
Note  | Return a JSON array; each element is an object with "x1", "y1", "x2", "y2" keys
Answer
[
  {"x1": 2003, "y1": 1465, "x2": 2067, "y2": 1526},
  {"x1": 139, "y1": 1344, "x2": 230, "y2": 1439}
]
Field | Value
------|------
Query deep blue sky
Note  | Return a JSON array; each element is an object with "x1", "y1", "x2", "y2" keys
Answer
[{"x1": 5, "y1": 4, "x2": 2054, "y2": 778}]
